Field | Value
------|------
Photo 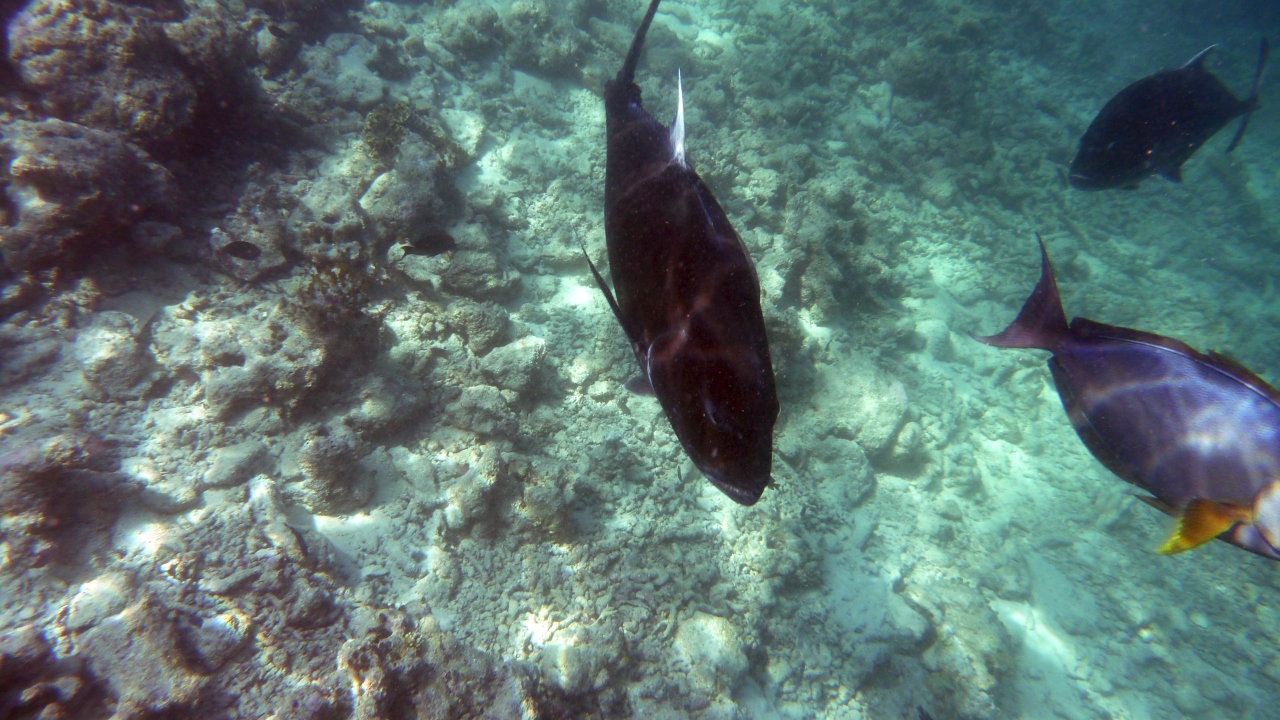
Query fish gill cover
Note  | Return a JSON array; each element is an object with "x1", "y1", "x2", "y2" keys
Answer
[{"x1": 0, "y1": 1, "x2": 1277, "y2": 719}]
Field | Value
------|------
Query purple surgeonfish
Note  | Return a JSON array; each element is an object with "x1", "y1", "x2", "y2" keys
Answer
[{"x1": 975, "y1": 236, "x2": 1280, "y2": 561}]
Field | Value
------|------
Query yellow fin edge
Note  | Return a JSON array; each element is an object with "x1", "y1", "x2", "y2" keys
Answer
[{"x1": 1157, "y1": 500, "x2": 1251, "y2": 555}]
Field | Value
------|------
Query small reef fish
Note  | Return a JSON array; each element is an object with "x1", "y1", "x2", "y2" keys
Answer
[
  {"x1": 586, "y1": 0, "x2": 779, "y2": 505},
  {"x1": 218, "y1": 240, "x2": 263, "y2": 261},
  {"x1": 400, "y1": 230, "x2": 457, "y2": 258},
  {"x1": 975, "y1": 237, "x2": 1280, "y2": 561},
  {"x1": 1069, "y1": 38, "x2": 1269, "y2": 190}
]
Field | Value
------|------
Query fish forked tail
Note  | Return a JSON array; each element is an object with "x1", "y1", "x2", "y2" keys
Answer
[
  {"x1": 972, "y1": 234, "x2": 1069, "y2": 351},
  {"x1": 618, "y1": 0, "x2": 663, "y2": 86},
  {"x1": 1227, "y1": 37, "x2": 1269, "y2": 152}
]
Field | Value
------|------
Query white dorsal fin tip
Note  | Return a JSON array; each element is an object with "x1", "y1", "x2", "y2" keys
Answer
[
  {"x1": 1184, "y1": 44, "x2": 1217, "y2": 69},
  {"x1": 671, "y1": 68, "x2": 686, "y2": 167}
]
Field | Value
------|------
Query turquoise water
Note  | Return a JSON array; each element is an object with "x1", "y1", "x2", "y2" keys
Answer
[{"x1": 1, "y1": 0, "x2": 1278, "y2": 718}]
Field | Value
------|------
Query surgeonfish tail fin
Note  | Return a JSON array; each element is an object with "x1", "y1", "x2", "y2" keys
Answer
[
  {"x1": 1157, "y1": 500, "x2": 1252, "y2": 555},
  {"x1": 1227, "y1": 37, "x2": 1268, "y2": 152},
  {"x1": 619, "y1": 0, "x2": 663, "y2": 85},
  {"x1": 972, "y1": 234, "x2": 1069, "y2": 351},
  {"x1": 671, "y1": 68, "x2": 686, "y2": 167}
]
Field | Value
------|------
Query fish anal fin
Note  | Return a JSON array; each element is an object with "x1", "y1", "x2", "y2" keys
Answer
[
  {"x1": 1160, "y1": 166, "x2": 1183, "y2": 183},
  {"x1": 581, "y1": 247, "x2": 628, "y2": 330},
  {"x1": 1157, "y1": 499, "x2": 1251, "y2": 555}
]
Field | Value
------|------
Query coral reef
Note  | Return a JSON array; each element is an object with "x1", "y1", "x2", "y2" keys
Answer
[
  {"x1": 0, "y1": 119, "x2": 176, "y2": 271},
  {"x1": 0, "y1": 0, "x2": 1277, "y2": 718}
]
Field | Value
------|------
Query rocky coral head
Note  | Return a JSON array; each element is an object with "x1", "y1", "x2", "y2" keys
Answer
[
  {"x1": 0, "y1": 119, "x2": 177, "y2": 272},
  {"x1": 0, "y1": 431, "x2": 132, "y2": 571}
]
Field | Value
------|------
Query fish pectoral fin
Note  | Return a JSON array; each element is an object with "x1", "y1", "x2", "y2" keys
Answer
[
  {"x1": 623, "y1": 375, "x2": 656, "y2": 396},
  {"x1": 1157, "y1": 499, "x2": 1252, "y2": 555}
]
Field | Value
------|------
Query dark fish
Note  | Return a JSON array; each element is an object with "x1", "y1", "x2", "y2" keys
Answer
[
  {"x1": 1069, "y1": 38, "x2": 1269, "y2": 190},
  {"x1": 975, "y1": 237, "x2": 1280, "y2": 561},
  {"x1": 267, "y1": 24, "x2": 290, "y2": 39},
  {"x1": 400, "y1": 230, "x2": 457, "y2": 258},
  {"x1": 218, "y1": 240, "x2": 262, "y2": 261},
  {"x1": 586, "y1": 0, "x2": 779, "y2": 505}
]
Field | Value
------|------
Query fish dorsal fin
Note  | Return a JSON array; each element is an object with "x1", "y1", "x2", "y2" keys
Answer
[
  {"x1": 1183, "y1": 44, "x2": 1217, "y2": 71},
  {"x1": 1070, "y1": 318, "x2": 1202, "y2": 356},
  {"x1": 671, "y1": 69, "x2": 687, "y2": 167},
  {"x1": 1202, "y1": 350, "x2": 1280, "y2": 405},
  {"x1": 1072, "y1": 319, "x2": 1280, "y2": 407}
]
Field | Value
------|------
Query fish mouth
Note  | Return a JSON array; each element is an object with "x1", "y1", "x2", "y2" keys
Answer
[{"x1": 700, "y1": 465, "x2": 770, "y2": 507}]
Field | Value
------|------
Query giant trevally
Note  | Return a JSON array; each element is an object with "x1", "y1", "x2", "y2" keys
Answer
[
  {"x1": 1069, "y1": 39, "x2": 1269, "y2": 190},
  {"x1": 585, "y1": 0, "x2": 779, "y2": 505}
]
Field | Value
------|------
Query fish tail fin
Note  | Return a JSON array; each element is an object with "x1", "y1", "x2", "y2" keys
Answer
[
  {"x1": 972, "y1": 234, "x2": 1068, "y2": 351},
  {"x1": 1227, "y1": 37, "x2": 1268, "y2": 152},
  {"x1": 1157, "y1": 500, "x2": 1252, "y2": 555},
  {"x1": 1249, "y1": 37, "x2": 1269, "y2": 102},
  {"x1": 619, "y1": 0, "x2": 663, "y2": 85}
]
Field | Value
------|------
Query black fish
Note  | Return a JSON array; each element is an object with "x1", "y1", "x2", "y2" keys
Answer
[
  {"x1": 218, "y1": 240, "x2": 262, "y2": 261},
  {"x1": 975, "y1": 237, "x2": 1280, "y2": 561},
  {"x1": 1069, "y1": 39, "x2": 1269, "y2": 190},
  {"x1": 586, "y1": 0, "x2": 779, "y2": 505},
  {"x1": 400, "y1": 230, "x2": 456, "y2": 258},
  {"x1": 267, "y1": 24, "x2": 290, "y2": 39}
]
